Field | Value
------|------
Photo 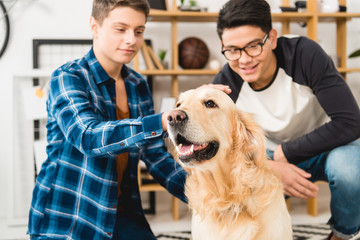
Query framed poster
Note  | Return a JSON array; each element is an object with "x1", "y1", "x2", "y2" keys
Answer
[
  {"x1": 0, "y1": 1, "x2": 10, "y2": 58},
  {"x1": 148, "y1": 0, "x2": 167, "y2": 10}
]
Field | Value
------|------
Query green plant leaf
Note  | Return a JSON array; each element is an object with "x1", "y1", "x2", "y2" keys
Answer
[
  {"x1": 189, "y1": 0, "x2": 196, "y2": 7},
  {"x1": 349, "y1": 49, "x2": 360, "y2": 58},
  {"x1": 158, "y1": 49, "x2": 167, "y2": 61}
]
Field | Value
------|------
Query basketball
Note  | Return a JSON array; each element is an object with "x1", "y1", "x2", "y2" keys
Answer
[{"x1": 178, "y1": 37, "x2": 210, "y2": 69}]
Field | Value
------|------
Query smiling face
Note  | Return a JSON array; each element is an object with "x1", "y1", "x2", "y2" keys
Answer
[
  {"x1": 90, "y1": 6, "x2": 145, "y2": 73},
  {"x1": 167, "y1": 88, "x2": 238, "y2": 169},
  {"x1": 221, "y1": 26, "x2": 278, "y2": 90}
]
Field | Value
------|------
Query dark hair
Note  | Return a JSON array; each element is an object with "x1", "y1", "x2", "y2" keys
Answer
[
  {"x1": 92, "y1": 0, "x2": 150, "y2": 25},
  {"x1": 217, "y1": 0, "x2": 272, "y2": 40}
]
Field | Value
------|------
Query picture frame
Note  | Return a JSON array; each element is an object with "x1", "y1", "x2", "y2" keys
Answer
[{"x1": 148, "y1": 0, "x2": 167, "y2": 10}]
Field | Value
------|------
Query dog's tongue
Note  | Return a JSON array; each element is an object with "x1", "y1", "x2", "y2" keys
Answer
[{"x1": 177, "y1": 143, "x2": 209, "y2": 156}]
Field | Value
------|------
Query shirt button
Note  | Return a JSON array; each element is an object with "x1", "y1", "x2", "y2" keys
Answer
[
  {"x1": 120, "y1": 143, "x2": 125, "y2": 147},
  {"x1": 107, "y1": 232, "x2": 112, "y2": 236},
  {"x1": 112, "y1": 204, "x2": 116, "y2": 208},
  {"x1": 151, "y1": 131, "x2": 156, "y2": 136}
]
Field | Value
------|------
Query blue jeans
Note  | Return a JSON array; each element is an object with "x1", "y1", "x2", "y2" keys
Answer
[
  {"x1": 112, "y1": 211, "x2": 156, "y2": 240},
  {"x1": 30, "y1": 212, "x2": 156, "y2": 240},
  {"x1": 267, "y1": 140, "x2": 360, "y2": 239}
]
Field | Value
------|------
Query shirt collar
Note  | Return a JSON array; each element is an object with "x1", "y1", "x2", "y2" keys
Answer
[
  {"x1": 85, "y1": 48, "x2": 131, "y2": 85},
  {"x1": 85, "y1": 48, "x2": 111, "y2": 85}
]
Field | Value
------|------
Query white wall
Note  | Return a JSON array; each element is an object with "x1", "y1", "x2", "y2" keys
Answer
[
  {"x1": 0, "y1": 0, "x2": 94, "y2": 222},
  {"x1": 0, "y1": 0, "x2": 359, "y2": 225}
]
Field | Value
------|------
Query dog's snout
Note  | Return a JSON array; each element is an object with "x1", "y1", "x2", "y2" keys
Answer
[{"x1": 167, "y1": 110, "x2": 188, "y2": 126}]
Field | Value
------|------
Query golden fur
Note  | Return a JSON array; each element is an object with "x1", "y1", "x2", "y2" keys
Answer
[{"x1": 167, "y1": 87, "x2": 292, "y2": 240}]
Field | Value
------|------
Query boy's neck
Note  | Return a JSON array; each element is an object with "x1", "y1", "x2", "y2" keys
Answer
[
  {"x1": 93, "y1": 45, "x2": 124, "y2": 81},
  {"x1": 250, "y1": 53, "x2": 277, "y2": 90}
]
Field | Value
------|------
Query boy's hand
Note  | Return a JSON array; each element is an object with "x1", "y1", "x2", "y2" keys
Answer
[
  {"x1": 269, "y1": 160, "x2": 319, "y2": 199},
  {"x1": 197, "y1": 84, "x2": 232, "y2": 94},
  {"x1": 161, "y1": 111, "x2": 170, "y2": 131},
  {"x1": 270, "y1": 144, "x2": 319, "y2": 199}
]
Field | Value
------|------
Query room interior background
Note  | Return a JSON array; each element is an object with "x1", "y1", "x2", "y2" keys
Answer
[{"x1": 0, "y1": 0, "x2": 359, "y2": 229}]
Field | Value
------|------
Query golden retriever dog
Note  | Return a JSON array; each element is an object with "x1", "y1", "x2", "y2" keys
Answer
[{"x1": 167, "y1": 87, "x2": 292, "y2": 240}]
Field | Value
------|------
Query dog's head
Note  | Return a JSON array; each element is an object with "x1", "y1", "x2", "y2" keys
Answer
[{"x1": 167, "y1": 87, "x2": 265, "y2": 170}]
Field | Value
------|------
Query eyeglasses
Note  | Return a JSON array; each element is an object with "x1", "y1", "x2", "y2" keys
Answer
[{"x1": 221, "y1": 34, "x2": 268, "y2": 61}]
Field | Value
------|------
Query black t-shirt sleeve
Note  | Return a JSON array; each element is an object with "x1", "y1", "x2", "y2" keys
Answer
[{"x1": 282, "y1": 38, "x2": 360, "y2": 164}]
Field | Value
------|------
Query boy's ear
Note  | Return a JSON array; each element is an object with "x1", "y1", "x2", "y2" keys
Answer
[
  {"x1": 90, "y1": 17, "x2": 99, "y2": 37},
  {"x1": 269, "y1": 28, "x2": 278, "y2": 50}
]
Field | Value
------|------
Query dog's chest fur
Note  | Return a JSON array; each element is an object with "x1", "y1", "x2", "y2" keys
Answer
[
  {"x1": 191, "y1": 212, "x2": 259, "y2": 240},
  {"x1": 185, "y1": 165, "x2": 292, "y2": 240}
]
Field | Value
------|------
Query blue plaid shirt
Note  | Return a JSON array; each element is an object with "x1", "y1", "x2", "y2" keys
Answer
[{"x1": 28, "y1": 48, "x2": 187, "y2": 239}]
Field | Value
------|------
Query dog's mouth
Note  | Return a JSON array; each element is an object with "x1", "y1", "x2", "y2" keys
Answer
[{"x1": 174, "y1": 134, "x2": 219, "y2": 163}]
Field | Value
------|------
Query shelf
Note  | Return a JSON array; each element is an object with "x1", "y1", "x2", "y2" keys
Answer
[
  {"x1": 139, "y1": 183, "x2": 166, "y2": 192},
  {"x1": 337, "y1": 68, "x2": 360, "y2": 73},
  {"x1": 149, "y1": 10, "x2": 313, "y2": 23},
  {"x1": 149, "y1": 10, "x2": 360, "y2": 23},
  {"x1": 139, "y1": 69, "x2": 219, "y2": 75},
  {"x1": 317, "y1": 12, "x2": 360, "y2": 22},
  {"x1": 318, "y1": 12, "x2": 360, "y2": 18},
  {"x1": 148, "y1": 9, "x2": 218, "y2": 22},
  {"x1": 139, "y1": 68, "x2": 360, "y2": 76},
  {"x1": 272, "y1": 12, "x2": 313, "y2": 22}
]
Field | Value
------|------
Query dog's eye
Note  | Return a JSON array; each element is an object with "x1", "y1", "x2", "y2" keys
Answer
[
  {"x1": 204, "y1": 100, "x2": 217, "y2": 108},
  {"x1": 176, "y1": 102, "x2": 181, "y2": 108}
]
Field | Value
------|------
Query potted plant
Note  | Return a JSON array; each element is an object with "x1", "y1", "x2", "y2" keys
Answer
[
  {"x1": 178, "y1": 0, "x2": 202, "y2": 11},
  {"x1": 189, "y1": 0, "x2": 197, "y2": 8},
  {"x1": 349, "y1": 49, "x2": 360, "y2": 58},
  {"x1": 158, "y1": 49, "x2": 168, "y2": 69}
]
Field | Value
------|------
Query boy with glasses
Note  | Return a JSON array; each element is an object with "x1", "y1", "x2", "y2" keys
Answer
[
  {"x1": 213, "y1": 0, "x2": 360, "y2": 239},
  {"x1": 27, "y1": 0, "x2": 187, "y2": 239}
]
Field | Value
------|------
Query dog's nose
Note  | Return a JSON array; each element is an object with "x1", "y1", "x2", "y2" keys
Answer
[{"x1": 167, "y1": 109, "x2": 188, "y2": 126}]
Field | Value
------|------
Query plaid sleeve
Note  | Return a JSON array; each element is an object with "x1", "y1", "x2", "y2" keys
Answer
[
  {"x1": 141, "y1": 138, "x2": 188, "y2": 203},
  {"x1": 48, "y1": 69, "x2": 163, "y2": 158}
]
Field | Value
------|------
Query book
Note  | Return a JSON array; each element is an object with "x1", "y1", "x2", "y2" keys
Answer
[
  {"x1": 146, "y1": 45, "x2": 164, "y2": 70},
  {"x1": 141, "y1": 41, "x2": 155, "y2": 70}
]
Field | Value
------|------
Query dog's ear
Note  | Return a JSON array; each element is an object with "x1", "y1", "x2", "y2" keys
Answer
[{"x1": 233, "y1": 110, "x2": 266, "y2": 167}]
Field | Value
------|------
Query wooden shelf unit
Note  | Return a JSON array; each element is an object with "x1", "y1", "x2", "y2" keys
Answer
[{"x1": 133, "y1": 0, "x2": 359, "y2": 98}]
